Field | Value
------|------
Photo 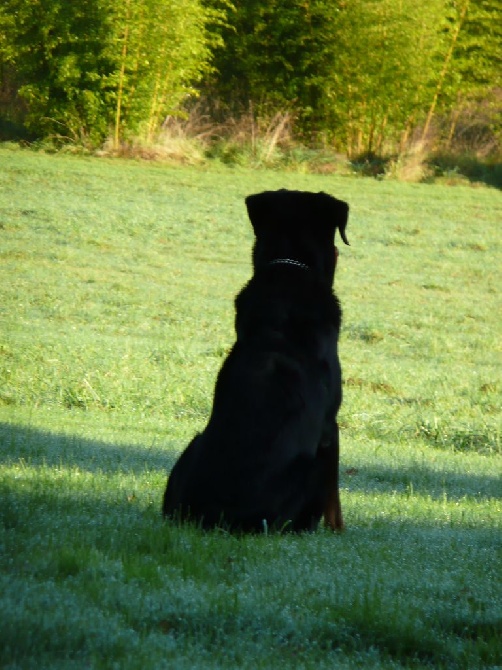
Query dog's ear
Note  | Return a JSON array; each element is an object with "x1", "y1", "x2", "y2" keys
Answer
[
  {"x1": 245, "y1": 191, "x2": 278, "y2": 235},
  {"x1": 318, "y1": 192, "x2": 350, "y2": 246}
]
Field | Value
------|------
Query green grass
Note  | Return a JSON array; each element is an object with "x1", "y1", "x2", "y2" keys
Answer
[{"x1": 0, "y1": 144, "x2": 501, "y2": 669}]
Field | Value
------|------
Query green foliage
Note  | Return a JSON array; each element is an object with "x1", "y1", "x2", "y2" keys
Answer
[
  {"x1": 1, "y1": 0, "x2": 499, "y2": 156},
  {"x1": 442, "y1": 0, "x2": 502, "y2": 152},
  {"x1": 208, "y1": 0, "x2": 500, "y2": 156},
  {"x1": 0, "y1": 149, "x2": 501, "y2": 668},
  {"x1": 209, "y1": 0, "x2": 435, "y2": 152},
  {"x1": 0, "y1": 0, "x2": 223, "y2": 145},
  {"x1": 452, "y1": 0, "x2": 502, "y2": 93},
  {"x1": 104, "y1": 0, "x2": 221, "y2": 145},
  {"x1": 309, "y1": 0, "x2": 450, "y2": 154},
  {"x1": 0, "y1": 0, "x2": 114, "y2": 143}
]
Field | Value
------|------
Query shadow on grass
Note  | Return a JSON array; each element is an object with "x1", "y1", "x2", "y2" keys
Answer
[
  {"x1": 349, "y1": 150, "x2": 502, "y2": 189},
  {"x1": 2, "y1": 477, "x2": 499, "y2": 670},
  {"x1": 426, "y1": 153, "x2": 502, "y2": 189},
  {"x1": 342, "y1": 460, "x2": 500, "y2": 503},
  {"x1": 0, "y1": 421, "x2": 178, "y2": 475},
  {"x1": 1, "y1": 425, "x2": 500, "y2": 667},
  {"x1": 1, "y1": 422, "x2": 499, "y2": 504}
]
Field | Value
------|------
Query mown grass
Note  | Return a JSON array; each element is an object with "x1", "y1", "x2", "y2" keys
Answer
[{"x1": 0, "y1": 144, "x2": 501, "y2": 669}]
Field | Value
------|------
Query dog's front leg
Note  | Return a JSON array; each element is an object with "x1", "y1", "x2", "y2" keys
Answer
[{"x1": 322, "y1": 422, "x2": 344, "y2": 531}]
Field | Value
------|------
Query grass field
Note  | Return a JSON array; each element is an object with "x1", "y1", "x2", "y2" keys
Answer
[{"x1": 0, "y1": 144, "x2": 501, "y2": 669}]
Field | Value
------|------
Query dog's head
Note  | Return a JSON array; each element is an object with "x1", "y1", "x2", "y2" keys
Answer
[{"x1": 245, "y1": 189, "x2": 349, "y2": 285}]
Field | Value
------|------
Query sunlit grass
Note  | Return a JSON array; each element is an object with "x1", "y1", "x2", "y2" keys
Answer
[{"x1": 0, "y1": 145, "x2": 501, "y2": 668}]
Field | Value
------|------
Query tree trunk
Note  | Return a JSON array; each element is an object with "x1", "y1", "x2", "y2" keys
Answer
[
  {"x1": 421, "y1": 0, "x2": 470, "y2": 144},
  {"x1": 114, "y1": 18, "x2": 130, "y2": 149}
]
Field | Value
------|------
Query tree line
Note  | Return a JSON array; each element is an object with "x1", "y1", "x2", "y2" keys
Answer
[{"x1": 0, "y1": 0, "x2": 500, "y2": 157}]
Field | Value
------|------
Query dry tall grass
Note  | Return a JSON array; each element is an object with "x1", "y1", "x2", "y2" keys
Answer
[{"x1": 96, "y1": 98, "x2": 500, "y2": 187}]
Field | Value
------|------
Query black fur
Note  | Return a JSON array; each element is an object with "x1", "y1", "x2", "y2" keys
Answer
[{"x1": 163, "y1": 189, "x2": 349, "y2": 532}]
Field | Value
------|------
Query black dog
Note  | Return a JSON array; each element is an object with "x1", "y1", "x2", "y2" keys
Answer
[{"x1": 163, "y1": 189, "x2": 349, "y2": 532}]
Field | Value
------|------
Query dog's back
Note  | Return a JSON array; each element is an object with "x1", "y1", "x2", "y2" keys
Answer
[{"x1": 163, "y1": 190, "x2": 349, "y2": 531}]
